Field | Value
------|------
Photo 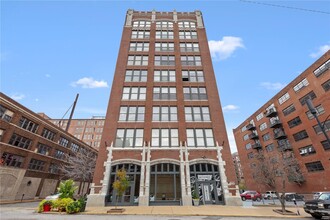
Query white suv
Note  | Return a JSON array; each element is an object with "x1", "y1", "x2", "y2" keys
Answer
[{"x1": 264, "y1": 191, "x2": 278, "y2": 200}]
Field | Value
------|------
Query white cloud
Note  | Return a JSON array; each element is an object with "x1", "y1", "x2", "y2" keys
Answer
[
  {"x1": 45, "y1": 74, "x2": 51, "y2": 78},
  {"x1": 71, "y1": 77, "x2": 109, "y2": 89},
  {"x1": 208, "y1": 36, "x2": 245, "y2": 60},
  {"x1": 260, "y1": 82, "x2": 286, "y2": 90},
  {"x1": 11, "y1": 94, "x2": 25, "y2": 101},
  {"x1": 310, "y1": 44, "x2": 330, "y2": 58},
  {"x1": 222, "y1": 104, "x2": 239, "y2": 112}
]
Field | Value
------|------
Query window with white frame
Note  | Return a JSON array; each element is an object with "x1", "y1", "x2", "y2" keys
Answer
[
  {"x1": 122, "y1": 87, "x2": 146, "y2": 100},
  {"x1": 156, "y1": 21, "x2": 173, "y2": 29},
  {"x1": 42, "y1": 128, "x2": 56, "y2": 141},
  {"x1": 114, "y1": 129, "x2": 144, "y2": 148},
  {"x1": 36, "y1": 143, "x2": 50, "y2": 155},
  {"x1": 131, "y1": 30, "x2": 150, "y2": 39},
  {"x1": 179, "y1": 31, "x2": 197, "y2": 39},
  {"x1": 182, "y1": 70, "x2": 204, "y2": 82},
  {"x1": 299, "y1": 91, "x2": 316, "y2": 105},
  {"x1": 152, "y1": 128, "x2": 179, "y2": 147},
  {"x1": 256, "y1": 112, "x2": 264, "y2": 121},
  {"x1": 125, "y1": 70, "x2": 147, "y2": 82},
  {"x1": 186, "y1": 128, "x2": 215, "y2": 147},
  {"x1": 154, "y1": 56, "x2": 175, "y2": 66},
  {"x1": 0, "y1": 105, "x2": 14, "y2": 122},
  {"x1": 241, "y1": 126, "x2": 247, "y2": 132},
  {"x1": 127, "y1": 55, "x2": 148, "y2": 66},
  {"x1": 185, "y1": 106, "x2": 210, "y2": 121},
  {"x1": 70, "y1": 143, "x2": 80, "y2": 152},
  {"x1": 243, "y1": 134, "x2": 249, "y2": 141},
  {"x1": 54, "y1": 149, "x2": 65, "y2": 159},
  {"x1": 181, "y1": 56, "x2": 201, "y2": 66},
  {"x1": 155, "y1": 31, "x2": 174, "y2": 39},
  {"x1": 278, "y1": 92, "x2": 290, "y2": 105},
  {"x1": 154, "y1": 70, "x2": 176, "y2": 82},
  {"x1": 129, "y1": 42, "x2": 149, "y2": 52},
  {"x1": 178, "y1": 21, "x2": 196, "y2": 29},
  {"x1": 152, "y1": 106, "x2": 177, "y2": 121},
  {"x1": 155, "y1": 42, "x2": 174, "y2": 52},
  {"x1": 58, "y1": 136, "x2": 69, "y2": 147},
  {"x1": 306, "y1": 104, "x2": 325, "y2": 119},
  {"x1": 245, "y1": 143, "x2": 251, "y2": 150},
  {"x1": 28, "y1": 159, "x2": 45, "y2": 171},
  {"x1": 259, "y1": 122, "x2": 267, "y2": 131},
  {"x1": 180, "y1": 43, "x2": 199, "y2": 52},
  {"x1": 183, "y1": 87, "x2": 207, "y2": 100},
  {"x1": 119, "y1": 106, "x2": 145, "y2": 121},
  {"x1": 133, "y1": 20, "x2": 151, "y2": 28},
  {"x1": 19, "y1": 117, "x2": 39, "y2": 133},
  {"x1": 299, "y1": 145, "x2": 316, "y2": 156},
  {"x1": 293, "y1": 78, "x2": 309, "y2": 93},
  {"x1": 153, "y1": 87, "x2": 176, "y2": 100},
  {"x1": 322, "y1": 79, "x2": 330, "y2": 92},
  {"x1": 313, "y1": 59, "x2": 330, "y2": 77}
]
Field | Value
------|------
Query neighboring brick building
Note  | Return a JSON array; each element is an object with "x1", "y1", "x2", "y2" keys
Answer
[
  {"x1": 232, "y1": 152, "x2": 244, "y2": 184},
  {"x1": 0, "y1": 92, "x2": 98, "y2": 201},
  {"x1": 87, "y1": 10, "x2": 241, "y2": 207},
  {"x1": 233, "y1": 51, "x2": 330, "y2": 193}
]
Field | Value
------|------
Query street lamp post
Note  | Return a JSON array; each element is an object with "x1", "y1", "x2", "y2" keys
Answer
[{"x1": 306, "y1": 99, "x2": 330, "y2": 145}]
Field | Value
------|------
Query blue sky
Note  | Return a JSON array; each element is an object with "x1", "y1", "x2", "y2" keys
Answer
[{"x1": 1, "y1": 0, "x2": 330, "y2": 153}]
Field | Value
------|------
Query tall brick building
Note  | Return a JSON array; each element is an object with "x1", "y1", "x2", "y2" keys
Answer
[
  {"x1": 233, "y1": 51, "x2": 330, "y2": 194},
  {"x1": 87, "y1": 10, "x2": 241, "y2": 207}
]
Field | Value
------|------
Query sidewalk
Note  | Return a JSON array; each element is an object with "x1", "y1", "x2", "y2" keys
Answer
[{"x1": 84, "y1": 205, "x2": 310, "y2": 218}]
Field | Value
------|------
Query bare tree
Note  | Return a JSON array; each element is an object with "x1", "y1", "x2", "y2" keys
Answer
[{"x1": 252, "y1": 149, "x2": 304, "y2": 213}]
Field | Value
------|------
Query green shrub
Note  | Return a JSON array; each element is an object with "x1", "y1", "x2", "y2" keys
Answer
[
  {"x1": 66, "y1": 201, "x2": 80, "y2": 214},
  {"x1": 77, "y1": 196, "x2": 87, "y2": 212},
  {"x1": 53, "y1": 198, "x2": 74, "y2": 212},
  {"x1": 57, "y1": 179, "x2": 78, "y2": 199},
  {"x1": 37, "y1": 200, "x2": 53, "y2": 213}
]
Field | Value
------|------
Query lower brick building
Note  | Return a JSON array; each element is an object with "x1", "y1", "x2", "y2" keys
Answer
[
  {"x1": 0, "y1": 92, "x2": 98, "y2": 201},
  {"x1": 233, "y1": 51, "x2": 330, "y2": 194}
]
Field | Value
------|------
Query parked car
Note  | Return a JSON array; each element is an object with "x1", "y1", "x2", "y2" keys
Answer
[
  {"x1": 313, "y1": 192, "x2": 330, "y2": 200},
  {"x1": 45, "y1": 193, "x2": 61, "y2": 200},
  {"x1": 304, "y1": 192, "x2": 330, "y2": 219},
  {"x1": 281, "y1": 192, "x2": 304, "y2": 202},
  {"x1": 240, "y1": 190, "x2": 262, "y2": 201},
  {"x1": 264, "y1": 191, "x2": 278, "y2": 200}
]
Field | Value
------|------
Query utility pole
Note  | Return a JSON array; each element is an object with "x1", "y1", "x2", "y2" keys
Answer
[{"x1": 66, "y1": 93, "x2": 79, "y2": 132}]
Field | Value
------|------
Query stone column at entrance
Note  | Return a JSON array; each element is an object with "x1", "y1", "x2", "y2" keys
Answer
[
  {"x1": 139, "y1": 142, "x2": 150, "y2": 206},
  {"x1": 180, "y1": 143, "x2": 192, "y2": 206}
]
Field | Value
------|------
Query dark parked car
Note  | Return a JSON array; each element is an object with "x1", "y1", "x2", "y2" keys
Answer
[
  {"x1": 240, "y1": 190, "x2": 262, "y2": 201},
  {"x1": 281, "y1": 193, "x2": 304, "y2": 202},
  {"x1": 304, "y1": 192, "x2": 330, "y2": 219}
]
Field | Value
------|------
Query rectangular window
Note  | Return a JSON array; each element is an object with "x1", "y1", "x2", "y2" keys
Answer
[
  {"x1": 131, "y1": 30, "x2": 150, "y2": 39},
  {"x1": 0, "y1": 105, "x2": 14, "y2": 122},
  {"x1": 262, "y1": 133, "x2": 271, "y2": 141},
  {"x1": 185, "y1": 106, "x2": 210, "y2": 122},
  {"x1": 299, "y1": 145, "x2": 316, "y2": 156},
  {"x1": 133, "y1": 20, "x2": 151, "y2": 28},
  {"x1": 58, "y1": 136, "x2": 69, "y2": 147},
  {"x1": 278, "y1": 92, "x2": 290, "y2": 105},
  {"x1": 313, "y1": 120, "x2": 330, "y2": 134},
  {"x1": 306, "y1": 104, "x2": 325, "y2": 119},
  {"x1": 41, "y1": 128, "x2": 56, "y2": 141},
  {"x1": 114, "y1": 129, "x2": 144, "y2": 148},
  {"x1": 125, "y1": 70, "x2": 147, "y2": 82},
  {"x1": 180, "y1": 43, "x2": 199, "y2": 52},
  {"x1": 282, "y1": 104, "x2": 296, "y2": 116},
  {"x1": 322, "y1": 79, "x2": 330, "y2": 92},
  {"x1": 178, "y1": 21, "x2": 196, "y2": 29},
  {"x1": 119, "y1": 106, "x2": 145, "y2": 122},
  {"x1": 1, "y1": 152, "x2": 24, "y2": 168},
  {"x1": 183, "y1": 87, "x2": 207, "y2": 100},
  {"x1": 243, "y1": 134, "x2": 249, "y2": 141},
  {"x1": 152, "y1": 128, "x2": 179, "y2": 147},
  {"x1": 49, "y1": 163, "x2": 60, "y2": 174},
  {"x1": 186, "y1": 128, "x2": 215, "y2": 147},
  {"x1": 287, "y1": 116, "x2": 302, "y2": 128},
  {"x1": 247, "y1": 152, "x2": 254, "y2": 159},
  {"x1": 28, "y1": 159, "x2": 45, "y2": 171},
  {"x1": 54, "y1": 149, "x2": 65, "y2": 159},
  {"x1": 265, "y1": 143, "x2": 274, "y2": 152},
  {"x1": 129, "y1": 42, "x2": 149, "y2": 52},
  {"x1": 122, "y1": 87, "x2": 146, "y2": 100},
  {"x1": 182, "y1": 70, "x2": 204, "y2": 82},
  {"x1": 154, "y1": 70, "x2": 176, "y2": 82},
  {"x1": 293, "y1": 130, "x2": 309, "y2": 141},
  {"x1": 19, "y1": 117, "x2": 39, "y2": 133},
  {"x1": 305, "y1": 161, "x2": 324, "y2": 172},
  {"x1": 152, "y1": 106, "x2": 177, "y2": 121},
  {"x1": 155, "y1": 42, "x2": 174, "y2": 52},
  {"x1": 156, "y1": 21, "x2": 173, "y2": 29},
  {"x1": 155, "y1": 31, "x2": 174, "y2": 39},
  {"x1": 259, "y1": 122, "x2": 267, "y2": 131},
  {"x1": 181, "y1": 56, "x2": 201, "y2": 66},
  {"x1": 127, "y1": 55, "x2": 148, "y2": 66},
  {"x1": 293, "y1": 78, "x2": 309, "y2": 93},
  {"x1": 241, "y1": 126, "x2": 247, "y2": 132},
  {"x1": 256, "y1": 112, "x2": 264, "y2": 121},
  {"x1": 313, "y1": 59, "x2": 330, "y2": 77},
  {"x1": 179, "y1": 31, "x2": 197, "y2": 39},
  {"x1": 154, "y1": 56, "x2": 175, "y2": 66},
  {"x1": 321, "y1": 140, "x2": 330, "y2": 151},
  {"x1": 70, "y1": 143, "x2": 80, "y2": 152},
  {"x1": 245, "y1": 143, "x2": 251, "y2": 150},
  {"x1": 299, "y1": 91, "x2": 317, "y2": 105},
  {"x1": 153, "y1": 87, "x2": 176, "y2": 100},
  {"x1": 9, "y1": 133, "x2": 32, "y2": 149},
  {"x1": 37, "y1": 143, "x2": 50, "y2": 155}
]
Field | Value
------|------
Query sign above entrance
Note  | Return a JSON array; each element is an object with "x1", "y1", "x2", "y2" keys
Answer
[{"x1": 197, "y1": 175, "x2": 212, "y2": 181}]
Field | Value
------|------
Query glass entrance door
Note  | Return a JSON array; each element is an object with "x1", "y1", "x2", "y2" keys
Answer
[{"x1": 201, "y1": 183, "x2": 212, "y2": 204}]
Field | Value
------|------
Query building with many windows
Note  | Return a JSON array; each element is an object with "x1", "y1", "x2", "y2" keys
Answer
[
  {"x1": 87, "y1": 10, "x2": 241, "y2": 207},
  {"x1": 0, "y1": 92, "x2": 98, "y2": 201},
  {"x1": 232, "y1": 152, "x2": 244, "y2": 184},
  {"x1": 233, "y1": 51, "x2": 330, "y2": 193}
]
